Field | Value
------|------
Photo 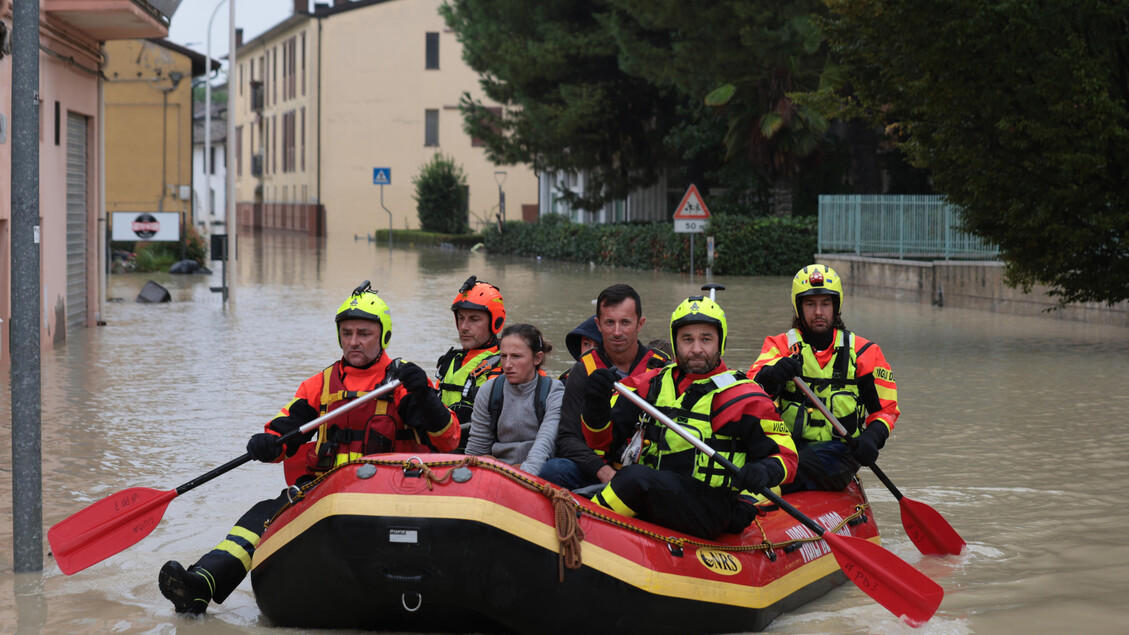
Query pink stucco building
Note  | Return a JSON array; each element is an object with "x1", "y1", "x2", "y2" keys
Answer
[{"x1": 0, "y1": 0, "x2": 169, "y2": 363}]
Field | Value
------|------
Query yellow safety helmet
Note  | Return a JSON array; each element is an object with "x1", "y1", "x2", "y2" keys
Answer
[
  {"x1": 791, "y1": 265, "x2": 843, "y2": 317},
  {"x1": 669, "y1": 296, "x2": 728, "y2": 356},
  {"x1": 335, "y1": 280, "x2": 392, "y2": 347}
]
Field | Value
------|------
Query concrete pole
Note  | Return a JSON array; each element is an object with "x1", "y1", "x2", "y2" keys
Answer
[{"x1": 11, "y1": 0, "x2": 43, "y2": 573}]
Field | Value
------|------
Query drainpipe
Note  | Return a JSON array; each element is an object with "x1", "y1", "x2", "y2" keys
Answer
[
  {"x1": 97, "y1": 47, "x2": 106, "y2": 325},
  {"x1": 317, "y1": 14, "x2": 322, "y2": 235}
]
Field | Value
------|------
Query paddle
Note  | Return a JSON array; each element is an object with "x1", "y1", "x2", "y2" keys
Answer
[
  {"x1": 790, "y1": 377, "x2": 966, "y2": 557},
  {"x1": 613, "y1": 382, "x2": 943, "y2": 627},
  {"x1": 48, "y1": 379, "x2": 402, "y2": 575}
]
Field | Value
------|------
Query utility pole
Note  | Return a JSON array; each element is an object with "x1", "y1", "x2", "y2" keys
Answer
[{"x1": 11, "y1": 0, "x2": 43, "y2": 573}]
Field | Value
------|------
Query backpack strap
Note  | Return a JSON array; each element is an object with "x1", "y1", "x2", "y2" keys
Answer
[
  {"x1": 534, "y1": 375, "x2": 551, "y2": 424},
  {"x1": 489, "y1": 377, "x2": 505, "y2": 431},
  {"x1": 490, "y1": 375, "x2": 553, "y2": 429}
]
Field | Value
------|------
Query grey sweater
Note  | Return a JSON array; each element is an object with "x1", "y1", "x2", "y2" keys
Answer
[{"x1": 465, "y1": 375, "x2": 563, "y2": 477}]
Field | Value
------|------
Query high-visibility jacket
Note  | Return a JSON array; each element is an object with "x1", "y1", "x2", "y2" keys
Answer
[
  {"x1": 603, "y1": 362, "x2": 796, "y2": 490},
  {"x1": 270, "y1": 352, "x2": 460, "y2": 483},
  {"x1": 750, "y1": 328, "x2": 899, "y2": 444},
  {"x1": 576, "y1": 345, "x2": 671, "y2": 462},
  {"x1": 436, "y1": 346, "x2": 500, "y2": 424}
]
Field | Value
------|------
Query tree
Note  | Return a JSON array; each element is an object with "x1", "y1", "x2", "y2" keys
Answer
[
  {"x1": 413, "y1": 154, "x2": 469, "y2": 234},
  {"x1": 819, "y1": 0, "x2": 1129, "y2": 305},
  {"x1": 441, "y1": 0, "x2": 681, "y2": 211},
  {"x1": 604, "y1": 0, "x2": 833, "y2": 216}
]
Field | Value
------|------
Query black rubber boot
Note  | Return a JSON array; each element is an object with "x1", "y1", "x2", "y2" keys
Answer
[{"x1": 158, "y1": 560, "x2": 214, "y2": 615}]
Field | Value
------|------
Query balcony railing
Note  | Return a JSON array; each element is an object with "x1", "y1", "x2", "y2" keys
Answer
[{"x1": 818, "y1": 194, "x2": 999, "y2": 259}]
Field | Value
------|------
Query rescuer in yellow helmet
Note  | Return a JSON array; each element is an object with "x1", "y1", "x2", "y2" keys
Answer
[
  {"x1": 158, "y1": 281, "x2": 459, "y2": 616},
  {"x1": 585, "y1": 296, "x2": 798, "y2": 539},
  {"x1": 750, "y1": 264, "x2": 900, "y2": 492}
]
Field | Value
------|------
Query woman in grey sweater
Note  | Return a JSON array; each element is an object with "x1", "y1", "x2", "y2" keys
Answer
[{"x1": 466, "y1": 323, "x2": 563, "y2": 477}]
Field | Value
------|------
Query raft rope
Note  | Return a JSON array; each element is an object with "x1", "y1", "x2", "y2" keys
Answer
[{"x1": 265, "y1": 457, "x2": 869, "y2": 569}]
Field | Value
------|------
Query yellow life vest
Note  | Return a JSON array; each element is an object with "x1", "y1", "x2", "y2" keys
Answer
[
  {"x1": 639, "y1": 369, "x2": 752, "y2": 490},
  {"x1": 779, "y1": 328, "x2": 864, "y2": 444},
  {"x1": 436, "y1": 347, "x2": 499, "y2": 423}
]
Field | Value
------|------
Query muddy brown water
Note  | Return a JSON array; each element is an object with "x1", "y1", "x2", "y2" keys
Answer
[{"x1": 2, "y1": 231, "x2": 1127, "y2": 633}]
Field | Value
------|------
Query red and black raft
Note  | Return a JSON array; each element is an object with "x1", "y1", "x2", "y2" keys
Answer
[{"x1": 250, "y1": 454, "x2": 880, "y2": 634}]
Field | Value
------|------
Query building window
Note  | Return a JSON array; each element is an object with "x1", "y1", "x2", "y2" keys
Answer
[
  {"x1": 300, "y1": 107, "x2": 306, "y2": 172},
  {"x1": 301, "y1": 32, "x2": 306, "y2": 96},
  {"x1": 425, "y1": 32, "x2": 439, "y2": 69},
  {"x1": 424, "y1": 109, "x2": 439, "y2": 146},
  {"x1": 272, "y1": 114, "x2": 278, "y2": 174},
  {"x1": 209, "y1": 145, "x2": 216, "y2": 175},
  {"x1": 235, "y1": 125, "x2": 243, "y2": 176}
]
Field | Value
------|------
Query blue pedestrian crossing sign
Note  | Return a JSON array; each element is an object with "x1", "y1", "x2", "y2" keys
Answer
[{"x1": 373, "y1": 167, "x2": 391, "y2": 185}]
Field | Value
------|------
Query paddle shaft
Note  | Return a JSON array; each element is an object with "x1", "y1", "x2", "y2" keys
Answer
[
  {"x1": 789, "y1": 377, "x2": 904, "y2": 498},
  {"x1": 791, "y1": 375, "x2": 966, "y2": 556},
  {"x1": 613, "y1": 382, "x2": 829, "y2": 538},
  {"x1": 612, "y1": 380, "x2": 944, "y2": 625},
  {"x1": 174, "y1": 379, "x2": 401, "y2": 496},
  {"x1": 49, "y1": 379, "x2": 404, "y2": 576}
]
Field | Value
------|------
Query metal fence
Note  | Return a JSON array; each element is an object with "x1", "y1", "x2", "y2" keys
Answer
[{"x1": 818, "y1": 194, "x2": 999, "y2": 259}]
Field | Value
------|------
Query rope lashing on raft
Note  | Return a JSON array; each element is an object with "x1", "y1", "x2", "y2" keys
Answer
[
  {"x1": 267, "y1": 458, "x2": 869, "y2": 565},
  {"x1": 539, "y1": 481, "x2": 585, "y2": 581}
]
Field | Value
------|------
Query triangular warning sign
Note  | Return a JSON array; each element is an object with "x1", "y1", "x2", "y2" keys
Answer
[{"x1": 673, "y1": 184, "x2": 711, "y2": 219}]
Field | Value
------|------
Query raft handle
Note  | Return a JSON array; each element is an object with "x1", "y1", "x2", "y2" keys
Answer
[{"x1": 402, "y1": 592, "x2": 422, "y2": 612}]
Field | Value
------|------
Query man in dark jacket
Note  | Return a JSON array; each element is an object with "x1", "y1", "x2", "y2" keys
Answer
[{"x1": 539, "y1": 284, "x2": 669, "y2": 490}]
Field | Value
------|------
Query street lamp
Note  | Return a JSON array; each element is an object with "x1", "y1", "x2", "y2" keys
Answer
[
  {"x1": 494, "y1": 170, "x2": 507, "y2": 228},
  {"x1": 204, "y1": 0, "x2": 227, "y2": 225}
]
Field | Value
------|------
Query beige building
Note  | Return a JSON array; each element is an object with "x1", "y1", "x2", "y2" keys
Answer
[
  {"x1": 232, "y1": 0, "x2": 537, "y2": 238},
  {"x1": 103, "y1": 39, "x2": 212, "y2": 234},
  {"x1": 0, "y1": 0, "x2": 170, "y2": 364}
]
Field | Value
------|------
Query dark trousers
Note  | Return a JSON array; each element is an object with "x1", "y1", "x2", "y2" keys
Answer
[
  {"x1": 193, "y1": 489, "x2": 290, "y2": 603},
  {"x1": 782, "y1": 440, "x2": 859, "y2": 494},
  {"x1": 600, "y1": 465, "x2": 748, "y2": 540}
]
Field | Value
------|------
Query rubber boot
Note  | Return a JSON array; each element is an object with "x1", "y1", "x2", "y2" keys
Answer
[{"x1": 158, "y1": 560, "x2": 214, "y2": 615}]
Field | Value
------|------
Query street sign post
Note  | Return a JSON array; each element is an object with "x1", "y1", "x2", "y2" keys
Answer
[
  {"x1": 673, "y1": 184, "x2": 711, "y2": 278},
  {"x1": 373, "y1": 168, "x2": 392, "y2": 249}
]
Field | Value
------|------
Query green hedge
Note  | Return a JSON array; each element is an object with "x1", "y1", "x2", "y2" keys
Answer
[
  {"x1": 374, "y1": 229, "x2": 483, "y2": 248},
  {"x1": 482, "y1": 214, "x2": 817, "y2": 275}
]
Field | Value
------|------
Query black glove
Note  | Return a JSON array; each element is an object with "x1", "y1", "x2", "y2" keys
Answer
[
  {"x1": 583, "y1": 368, "x2": 618, "y2": 426},
  {"x1": 398, "y1": 362, "x2": 431, "y2": 395},
  {"x1": 766, "y1": 356, "x2": 803, "y2": 387},
  {"x1": 851, "y1": 423, "x2": 889, "y2": 465},
  {"x1": 734, "y1": 459, "x2": 783, "y2": 494},
  {"x1": 247, "y1": 432, "x2": 283, "y2": 463}
]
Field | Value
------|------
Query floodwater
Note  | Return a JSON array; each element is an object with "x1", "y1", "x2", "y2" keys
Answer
[{"x1": 2, "y1": 231, "x2": 1128, "y2": 634}]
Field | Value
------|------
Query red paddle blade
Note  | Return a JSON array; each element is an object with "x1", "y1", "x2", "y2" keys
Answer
[
  {"x1": 48, "y1": 487, "x2": 177, "y2": 575},
  {"x1": 824, "y1": 532, "x2": 944, "y2": 627},
  {"x1": 900, "y1": 497, "x2": 967, "y2": 556}
]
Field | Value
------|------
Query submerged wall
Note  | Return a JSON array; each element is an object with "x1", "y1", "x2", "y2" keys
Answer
[{"x1": 818, "y1": 255, "x2": 1129, "y2": 328}]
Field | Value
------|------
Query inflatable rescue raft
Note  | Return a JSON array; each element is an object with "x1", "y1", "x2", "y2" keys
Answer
[{"x1": 250, "y1": 454, "x2": 879, "y2": 634}]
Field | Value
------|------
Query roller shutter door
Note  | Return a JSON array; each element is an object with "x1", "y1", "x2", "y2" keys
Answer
[{"x1": 65, "y1": 112, "x2": 88, "y2": 330}]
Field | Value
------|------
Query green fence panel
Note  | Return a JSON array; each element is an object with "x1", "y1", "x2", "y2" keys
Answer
[{"x1": 818, "y1": 194, "x2": 998, "y2": 259}]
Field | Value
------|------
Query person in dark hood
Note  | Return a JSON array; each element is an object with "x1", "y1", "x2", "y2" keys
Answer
[{"x1": 557, "y1": 315, "x2": 603, "y2": 384}]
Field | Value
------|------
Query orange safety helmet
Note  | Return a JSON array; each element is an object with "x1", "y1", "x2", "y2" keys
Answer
[{"x1": 451, "y1": 275, "x2": 506, "y2": 334}]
